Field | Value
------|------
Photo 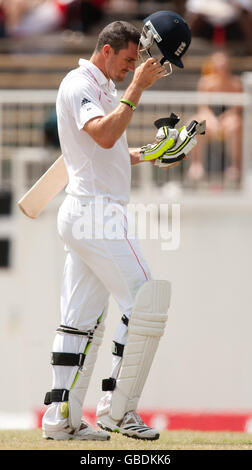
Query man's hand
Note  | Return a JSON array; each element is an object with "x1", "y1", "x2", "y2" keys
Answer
[{"x1": 132, "y1": 58, "x2": 167, "y2": 91}]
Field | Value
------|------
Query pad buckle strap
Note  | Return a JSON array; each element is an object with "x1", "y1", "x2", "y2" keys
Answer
[
  {"x1": 121, "y1": 314, "x2": 129, "y2": 327},
  {"x1": 44, "y1": 388, "x2": 69, "y2": 405},
  {"x1": 102, "y1": 377, "x2": 116, "y2": 392},
  {"x1": 51, "y1": 352, "x2": 85, "y2": 367},
  {"x1": 56, "y1": 324, "x2": 96, "y2": 340},
  {"x1": 112, "y1": 341, "x2": 124, "y2": 357}
]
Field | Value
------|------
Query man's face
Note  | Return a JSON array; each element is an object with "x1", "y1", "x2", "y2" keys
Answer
[{"x1": 104, "y1": 41, "x2": 139, "y2": 82}]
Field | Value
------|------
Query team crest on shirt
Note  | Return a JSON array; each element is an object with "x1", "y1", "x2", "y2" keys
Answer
[{"x1": 81, "y1": 98, "x2": 91, "y2": 106}]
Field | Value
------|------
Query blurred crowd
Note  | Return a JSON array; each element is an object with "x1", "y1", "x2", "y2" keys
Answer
[
  {"x1": 188, "y1": 51, "x2": 243, "y2": 183},
  {"x1": 186, "y1": 0, "x2": 252, "y2": 52},
  {"x1": 0, "y1": 0, "x2": 108, "y2": 37},
  {"x1": 0, "y1": 0, "x2": 251, "y2": 50}
]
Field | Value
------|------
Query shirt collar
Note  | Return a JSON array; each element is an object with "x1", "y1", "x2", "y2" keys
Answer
[{"x1": 78, "y1": 58, "x2": 116, "y2": 92}]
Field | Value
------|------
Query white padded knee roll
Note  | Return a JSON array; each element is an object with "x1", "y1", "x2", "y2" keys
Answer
[{"x1": 110, "y1": 280, "x2": 171, "y2": 421}]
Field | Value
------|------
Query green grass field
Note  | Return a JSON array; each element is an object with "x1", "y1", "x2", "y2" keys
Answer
[{"x1": 1, "y1": 429, "x2": 252, "y2": 450}]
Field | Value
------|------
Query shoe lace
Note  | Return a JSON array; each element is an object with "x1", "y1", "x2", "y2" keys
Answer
[
  {"x1": 125, "y1": 410, "x2": 145, "y2": 426},
  {"x1": 79, "y1": 420, "x2": 89, "y2": 430}
]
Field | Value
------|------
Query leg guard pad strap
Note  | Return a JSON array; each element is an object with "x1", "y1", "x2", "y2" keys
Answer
[
  {"x1": 121, "y1": 314, "x2": 129, "y2": 327},
  {"x1": 51, "y1": 352, "x2": 85, "y2": 367},
  {"x1": 112, "y1": 341, "x2": 124, "y2": 357},
  {"x1": 44, "y1": 388, "x2": 69, "y2": 405},
  {"x1": 56, "y1": 324, "x2": 96, "y2": 339},
  {"x1": 102, "y1": 377, "x2": 117, "y2": 391}
]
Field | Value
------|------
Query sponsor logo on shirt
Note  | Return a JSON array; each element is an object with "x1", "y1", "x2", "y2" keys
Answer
[{"x1": 81, "y1": 98, "x2": 91, "y2": 106}]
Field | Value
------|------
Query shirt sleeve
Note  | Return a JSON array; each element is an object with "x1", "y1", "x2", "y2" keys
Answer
[{"x1": 68, "y1": 78, "x2": 105, "y2": 130}]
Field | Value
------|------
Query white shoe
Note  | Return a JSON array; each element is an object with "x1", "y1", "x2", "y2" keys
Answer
[
  {"x1": 97, "y1": 410, "x2": 159, "y2": 440},
  {"x1": 43, "y1": 419, "x2": 110, "y2": 441}
]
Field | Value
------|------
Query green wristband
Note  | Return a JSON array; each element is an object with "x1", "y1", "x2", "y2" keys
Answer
[{"x1": 120, "y1": 98, "x2": 137, "y2": 111}]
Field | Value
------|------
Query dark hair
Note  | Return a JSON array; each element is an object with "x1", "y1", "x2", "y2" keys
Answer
[{"x1": 94, "y1": 21, "x2": 140, "y2": 54}]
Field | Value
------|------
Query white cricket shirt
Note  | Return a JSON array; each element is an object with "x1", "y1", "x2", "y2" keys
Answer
[{"x1": 56, "y1": 58, "x2": 131, "y2": 204}]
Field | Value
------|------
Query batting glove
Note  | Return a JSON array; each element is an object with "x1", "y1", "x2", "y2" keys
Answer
[
  {"x1": 154, "y1": 125, "x2": 197, "y2": 168},
  {"x1": 154, "y1": 118, "x2": 206, "y2": 168},
  {"x1": 139, "y1": 125, "x2": 179, "y2": 161}
]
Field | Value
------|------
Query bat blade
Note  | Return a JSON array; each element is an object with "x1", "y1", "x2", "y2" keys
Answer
[{"x1": 18, "y1": 155, "x2": 69, "y2": 218}]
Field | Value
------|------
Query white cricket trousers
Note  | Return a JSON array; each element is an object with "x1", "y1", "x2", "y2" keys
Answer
[{"x1": 42, "y1": 194, "x2": 151, "y2": 431}]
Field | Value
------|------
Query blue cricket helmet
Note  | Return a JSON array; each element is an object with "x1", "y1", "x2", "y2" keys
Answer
[{"x1": 141, "y1": 10, "x2": 191, "y2": 68}]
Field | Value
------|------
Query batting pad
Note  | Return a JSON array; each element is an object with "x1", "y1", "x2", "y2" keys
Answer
[
  {"x1": 68, "y1": 308, "x2": 108, "y2": 429},
  {"x1": 110, "y1": 280, "x2": 171, "y2": 421}
]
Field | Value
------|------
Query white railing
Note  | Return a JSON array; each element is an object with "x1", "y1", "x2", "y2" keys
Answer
[
  {"x1": 138, "y1": 90, "x2": 247, "y2": 106},
  {"x1": 0, "y1": 78, "x2": 251, "y2": 190}
]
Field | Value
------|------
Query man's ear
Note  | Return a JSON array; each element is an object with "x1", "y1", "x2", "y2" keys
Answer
[{"x1": 103, "y1": 44, "x2": 113, "y2": 58}]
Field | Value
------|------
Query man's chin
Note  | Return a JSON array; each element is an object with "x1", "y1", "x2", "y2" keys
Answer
[{"x1": 114, "y1": 71, "x2": 129, "y2": 82}]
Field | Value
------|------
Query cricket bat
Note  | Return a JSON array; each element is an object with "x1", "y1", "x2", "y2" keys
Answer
[{"x1": 18, "y1": 155, "x2": 69, "y2": 218}]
